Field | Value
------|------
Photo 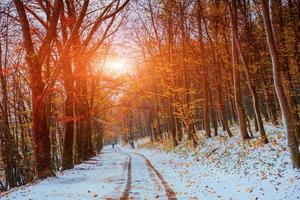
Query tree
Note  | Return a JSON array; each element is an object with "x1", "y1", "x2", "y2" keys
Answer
[
  {"x1": 260, "y1": 0, "x2": 300, "y2": 168},
  {"x1": 228, "y1": 0, "x2": 250, "y2": 140},
  {"x1": 228, "y1": 0, "x2": 268, "y2": 143},
  {"x1": 13, "y1": 0, "x2": 62, "y2": 178}
]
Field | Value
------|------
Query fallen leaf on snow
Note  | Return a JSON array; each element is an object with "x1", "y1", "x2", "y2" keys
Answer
[{"x1": 245, "y1": 188, "x2": 253, "y2": 193}]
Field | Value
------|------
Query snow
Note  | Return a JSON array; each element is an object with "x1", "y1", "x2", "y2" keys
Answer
[
  {"x1": 131, "y1": 124, "x2": 300, "y2": 199},
  {"x1": 0, "y1": 149, "x2": 129, "y2": 200},
  {"x1": 1, "y1": 124, "x2": 299, "y2": 200},
  {"x1": 129, "y1": 153, "x2": 167, "y2": 199},
  {"x1": 135, "y1": 136, "x2": 151, "y2": 147}
]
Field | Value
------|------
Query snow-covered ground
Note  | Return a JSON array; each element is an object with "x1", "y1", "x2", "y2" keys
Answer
[
  {"x1": 0, "y1": 147, "x2": 172, "y2": 200},
  {"x1": 1, "y1": 124, "x2": 299, "y2": 200},
  {"x1": 131, "y1": 124, "x2": 300, "y2": 199},
  {"x1": 0, "y1": 149, "x2": 130, "y2": 200}
]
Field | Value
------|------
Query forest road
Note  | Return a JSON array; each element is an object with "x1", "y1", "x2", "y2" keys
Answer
[
  {"x1": 119, "y1": 150, "x2": 177, "y2": 200},
  {"x1": 0, "y1": 147, "x2": 177, "y2": 200}
]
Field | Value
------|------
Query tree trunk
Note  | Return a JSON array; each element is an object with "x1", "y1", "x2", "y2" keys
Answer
[
  {"x1": 209, "y1": 90, "x2": 218, "y2": 136},
  {"x1": 0, "y1": 43, "x2": 18, "y2": 188},
  {"x1": 197, "y1": 0, "x2": 211, "y2": 138},
  {"x1": 217, "y1": 82, "x2": 233, "y2": 137},
  {"x1": 171, "y1": 112, "x2": 179, "y2": 146},
  {"x1": 261, "y1": 0, "x2": 300, "y2": 168},
  {"x1": 271, "y1": 0, "x2": 300, "y2": 143},
  {"x1": 228, "y1": 0, "x2": 250, "y2": 140},
  {"x1": 13, "y1": 0, "x2": 61, "y2": 178},
  {"x1": 31, "y1": 73, "x2": 53, "y2": 178},
  {"x1": 62, "y1": 73, "x2": 75, "y2": 170},
  {"x1": 229, "y1": 0, "x2": 268, "y2": 143}
]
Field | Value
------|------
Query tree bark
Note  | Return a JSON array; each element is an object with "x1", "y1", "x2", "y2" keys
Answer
[{"x1": 62, "y1": 62, "x2": 75, "y2": 170}]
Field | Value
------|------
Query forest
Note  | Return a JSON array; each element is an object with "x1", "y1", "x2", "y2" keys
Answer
[{"x1": 0, "y1": 0, "x2": 299, "y2": 199}]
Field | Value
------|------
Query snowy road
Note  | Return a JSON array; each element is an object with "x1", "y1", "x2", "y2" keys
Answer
[
  {"x1": 0, "y1": 147, "x2": 177, "y2": 200},
  {"x1": 121, "y1": 152, "x2": 176, "y2": 199}
]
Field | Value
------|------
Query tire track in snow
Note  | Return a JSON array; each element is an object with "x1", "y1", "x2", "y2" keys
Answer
[
  {"x1": 118, "y1": 151, "x2": 177, "y2": 200},
  {"x1": 134, "y1": 153, "x2": 177, "y2": 200},
  {"x1": 120, "y1": 153, "x2": 132, "y2": 200}
]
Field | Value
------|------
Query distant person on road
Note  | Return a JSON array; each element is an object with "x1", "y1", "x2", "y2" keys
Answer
[
  {"x1": 130, "y1": 141, "x2": 135, "y2": 149},
  {"x1": 112, "y1": 143, "x2": 117, "y2": 152}
]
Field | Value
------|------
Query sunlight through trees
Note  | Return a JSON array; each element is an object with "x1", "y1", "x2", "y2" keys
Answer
[{"x1": 0, "y1": 0, "x2": 299, "y2": 192}]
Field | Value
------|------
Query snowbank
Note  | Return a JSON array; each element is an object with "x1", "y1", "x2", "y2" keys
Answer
[{"x1": 133, "y1": 124, "x2": 300, "y2": 199}]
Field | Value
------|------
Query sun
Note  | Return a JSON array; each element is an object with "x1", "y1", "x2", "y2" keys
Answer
[
  {"x1": 111, "y1": 60, "x2": 125, "y2": 73},
  {"x1": 105, "y1": 58, "x2": 129, "y2": 75}
]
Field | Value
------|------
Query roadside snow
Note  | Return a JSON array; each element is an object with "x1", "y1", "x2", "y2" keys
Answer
[
  {"x1": 0, "y1": 149, "x2": 129, "y2": 200},
  {"x1": 132, "y1": 124, "x2": 300, "y2": 199}
]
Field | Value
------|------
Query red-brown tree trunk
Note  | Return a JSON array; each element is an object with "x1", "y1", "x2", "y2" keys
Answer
[
  {"x1": 13, "y1": 0, "x2": 61, "y2": 178},
  {"x1": 31, "y1": 70, "x2": 53, "y2": 178},
  {"x1": 62, "y1": 66, "x2": 75, "y2": 170}
]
